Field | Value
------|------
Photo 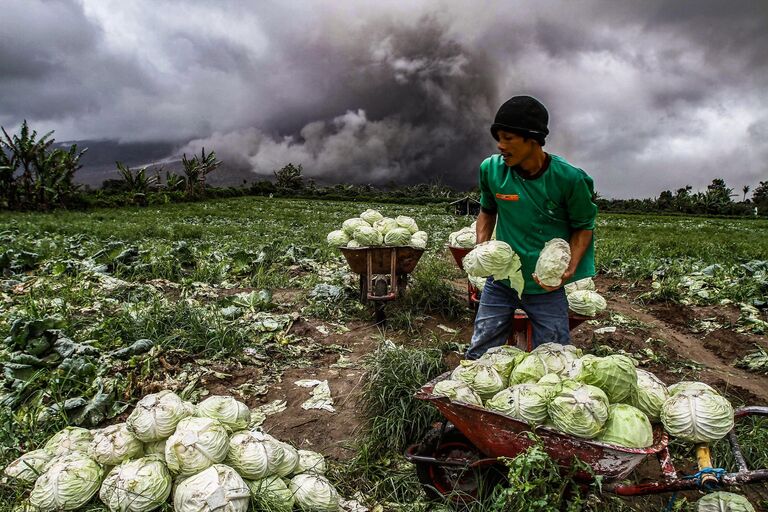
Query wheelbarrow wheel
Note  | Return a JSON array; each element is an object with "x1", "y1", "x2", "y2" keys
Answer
[{"x1": 414, "y1": 425, "x2": 505, "y2": 506}]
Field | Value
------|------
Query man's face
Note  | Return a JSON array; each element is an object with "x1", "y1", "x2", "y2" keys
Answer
[{"x1": 496, "y1": 130, "x2": 535, "y2": 167}]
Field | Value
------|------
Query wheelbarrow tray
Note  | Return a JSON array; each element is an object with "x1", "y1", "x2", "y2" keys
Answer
[
  {"x1": 416, "y1": 372, "x2": 669, "y2": 482},
  {"x1": 340, "y1": 246, "x2": 424, "y2": 275}
]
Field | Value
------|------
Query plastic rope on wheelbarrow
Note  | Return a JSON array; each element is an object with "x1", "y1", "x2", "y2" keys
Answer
[{"x1": 663, "y1": 467, "x2": 727, "y2": 511}]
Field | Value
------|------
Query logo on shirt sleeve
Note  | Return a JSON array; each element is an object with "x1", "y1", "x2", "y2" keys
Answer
[{"x1": 495, "y1": 193, "x2": 520, "y2": 201}]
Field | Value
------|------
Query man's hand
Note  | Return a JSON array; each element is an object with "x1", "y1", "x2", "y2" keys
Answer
[{"x1": 533, "y1": 268, "x2": 575, "y2": 292}]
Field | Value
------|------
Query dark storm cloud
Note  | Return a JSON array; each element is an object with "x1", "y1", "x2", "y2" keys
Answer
[{"x1": 2, "y1": 0, "x2": 767, "y2": 197}]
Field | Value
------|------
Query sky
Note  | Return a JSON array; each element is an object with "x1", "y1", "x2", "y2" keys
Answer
[{"x1": 1, "y1": 0, "x2": 767, "y2": 198}]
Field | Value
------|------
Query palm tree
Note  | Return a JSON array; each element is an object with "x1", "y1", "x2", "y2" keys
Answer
[
  {"x1": 182, "y1": 147, "x2": 221, "y2": 197},
  {"x1": 742, "y1": 185, "x2": 750, "y2": 202},
  {"x1": 116, "y1": 162, "x2": 158, "y2": 205},
  {"x1": 0, "y1": 120, "x2": 54, "y2": 206}
]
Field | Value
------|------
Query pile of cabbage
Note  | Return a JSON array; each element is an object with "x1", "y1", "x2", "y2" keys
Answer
[
  {"x1": 448, "y1": 222, "x2": 477, "y2": 249},
  {"x1": 433, "y1": 343, "x2": 735, "y2": 449},
  {"x1": 4, "y1": 391, "x2": 339, "y2": 512},
  {"x1": 326, "y1": 209, "x2": 428, "y2": 249}
]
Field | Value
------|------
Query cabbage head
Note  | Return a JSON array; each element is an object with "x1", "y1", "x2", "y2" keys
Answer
[
  {"x1": 247, "y1": 475, "x2": 294, "y2": 512},
  {"x1": 383, "y1": 227, "x2": 412, "y2": 246},
  {"x1": 296, "y1": 450, "x2": 327, "y2": 475},
  {"x1": 479, "y1": 346, "x2": 525, "y2": 381},
  {"x1": 668, "y1": 381, "x2": 718, "y2": 397},
  {"x1": 29, "y1": 452, "x2": 104, "y2": 512},
  {"x1": 373, "y1": 217, "x2": 398, "y2": 234},
  {"x1": 410, "y1": 231, "x2": 428, "y2": 249},
  {"x1": 274, "y1": 441, "x2": 300, "y2": 477},
  {"x1": 548, "y1": 380, "x2": 609, "y2": 439},
  {"x1": 596, "y1": 404, "x2": 654, "y2": 448},
  {"x1": 534, "y1": 238, "x2": 571, "y2": 287},
  {"x1": 508, "y1": 353, "x2": 548, "y2": 385},
  {"x1": 537, "y1": 373, "x2": 563, "y2": 398},
  {"x1": 127, "y1": 390, "x2": 195, "y2": 442},
  {"x1": 395, "y1": 215, "x2": 419, "y2": 234},
  {"x1": 463, "y1": 240, "x2": 524, "y2": 295},
  {"x1": 451, "y1": 359, "x2": 505, "y2": 399},
  {"x1": 565, "y1": 277, "x2": 595, "y2": 294},
  {"x1": 485, "y1": 384, "x2": 551, "y2": 425},
  {"x1": 431, "y1": 379, "x2": 483, "y2": 406},
  {"x1": 99, "y1": 456, "x2": 171, "y2": 512},
  {"x1": 43, "y1": 427, "x2": 93, "y2": 457},
  {"x1": 468, "y1": 275, "x2": 486, "y2": 292},
  {"x1": 567, "y1": 290, "x2": 607, "y2": 316},
  {"x1": 660, "y1": 390, "x2": 734, "y2": 443},
  {"x1": 89, "y1": 423, "x2": 144, "y2": 466},
  {"x1": 174, "y1": 464, "x2": 250, "y2": 512},
  {"x1": 630, "y1": 369, "x2": 669, "y2": 421},
  {"x1": 341, "y1": 218, "x2": 370, "y2": 236},
  {"x1": 448, "y1": 227, "x2": 476, "y2": 248},
  {"x1": 3, "y1": 449, "x2": 52, "y2": 485},
  {"x1": 347, "y1": 240, "x2": 361, "y2": 248},
  {"x1": 531, "y1": 342, "x2": 581, "y2": 376},
  {"x1": 575, "y1": 354, "x2": 638, "y2": 403},
  {"x1": 352, "y1": 226, "x2": 383, "y2": 246},
  {"x1": 360, "y1": 209, "x2": 383, "y2": 225},
  {"x1": 196, "y1": 395, "x2": 251, "y2": 432},
  {"x1": 165, "y1": 417, "x2": 229, "y2": 476},
  {"x1": 226, "y1": 430, "x2": 285, "y2": 480},
  {"x1": 325, "y1": 230, "x2": 350, "y2": 248},
  {"x1": 290, "y1": 473, "x2": 340, "y2": 512},
  {"x1": 696, "y1": 492, "x2": 755, "y2": 512}
]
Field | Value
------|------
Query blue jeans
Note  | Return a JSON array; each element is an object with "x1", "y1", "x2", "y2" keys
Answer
[{"x1": 466, "y1": 277, "x2": 571, "y2": 359}]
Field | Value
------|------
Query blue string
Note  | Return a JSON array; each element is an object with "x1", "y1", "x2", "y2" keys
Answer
[
  {"x1": 663, "y1": 491, "x2": 679, "y2": 512},
  {"x1": 683, "y1": 467, "x2": 726, "y2": 489}
]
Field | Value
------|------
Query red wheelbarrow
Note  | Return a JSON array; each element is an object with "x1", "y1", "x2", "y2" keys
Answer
[
  {"x1": 405, "y1": 372, "x2": 768, "y2": 504},
  {"x1": 447, "y1": 245, "x2": 591, "y2": 351}
]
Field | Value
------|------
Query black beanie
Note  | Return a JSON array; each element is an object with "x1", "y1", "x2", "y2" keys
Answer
[{"x1": 490, "y1": 95, "x2": 549, "y2": 145}]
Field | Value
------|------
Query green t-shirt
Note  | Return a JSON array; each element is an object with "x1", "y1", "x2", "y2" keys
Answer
[{"x1": 478, "y1": 153, "x2": 597, "y2": 294}]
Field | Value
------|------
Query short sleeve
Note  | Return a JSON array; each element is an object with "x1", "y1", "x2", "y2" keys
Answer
[
  {"x1": 567, "y1": 171, "x2": 597, "y2": 230},
  {"x1": 478, "y1": 160, "x2": 497, "y2": 213}
]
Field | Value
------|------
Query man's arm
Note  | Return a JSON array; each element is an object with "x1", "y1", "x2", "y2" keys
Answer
[
  {"x1": 476, "y1": 210, "x2": 497, "y2": 244},
  {"x1": 533, "y1": 228, "x2": 593, "y2": 291}
]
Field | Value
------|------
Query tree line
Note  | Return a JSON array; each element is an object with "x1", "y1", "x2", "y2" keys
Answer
[{"x1": 1, "y1": 121, "x2": 766, "y2": 216}]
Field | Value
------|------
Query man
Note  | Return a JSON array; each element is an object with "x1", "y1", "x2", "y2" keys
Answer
[{"x1": 466, "y1": 95, "x2": 597, "y2": 359}]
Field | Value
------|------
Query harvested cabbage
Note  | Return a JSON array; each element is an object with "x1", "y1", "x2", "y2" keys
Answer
[
  {"x1": 352, "y1": 226, "x2": 383, "y2": 246},
  {"x1": 100, "y1": 456, "x2": 172, "y2": 512},
  {"x1": 567, "y1": 290, "x2": 607, "y2": 316},
  {"x1": 485, "y1": 384, "x2": 551, "y2": 425},
  {"x1": 29, "y1": 452, "x2": 104, "y2": 511},
  {"x1": 448, "y1": 227, "x2": 476, "y2": 248},
  {"x1": 196, "y1": 395, "x2": 251, "y2": 432},
  {"x1": 165, "y1": 417, "x2": 229, "y2": 476},
  {"x1": 668, "y1": 381, "x2": 718, "y2": 397},
  {"x1": 325, "y1": 230, "x2": 349, "y2": 247},
  {"x1": 395, "y1": 215, "x2": 419, "y2": 234},
  {"x1": 548, "y1": 380, "x2": 609, "y2": 439},
  {"x1": 341, "y1": 218, "x2": 370, "y2": 236},
  {"x1": 360, "y1": 209, "x2": 383, "y2": 225},
  {"x1": 126, "y1": 390, "x2": 195, "y2": 442},
  {"x1": 89, "y1": 423, "x2": 144, "y2": 466},
  {"x1": 226, "y1": 430, "x2": 285, "y2": 480},
  {"x1": 630, "y1": 369, "x2": 669, "y2": 421},
  {"x1": 432, "y1": 379, "x2": 483, "y2": 406},
  {"x1": 574, "y1": 354, "x2": 637, "y2": 403},
  {"x1": 43, "y1": 427, "x2": 93, "y2": 457},
  {"x1": 479, "y1": 345, "x2": 525, "y2": 381},
  {"x1": 290, "y1": 473, "x2": 340, "y2": 512},
  {"x1": 3, "y1": 449, "x2": 52, "y2": 485},
  {"x1": 274, "y1": 441, "x2": 300, "y2": 477},
  {"x1": 661, "y1": 390, "x2": 734, "y2": 443},
  {"x1": 463, "y1": 240, "x2": 524, "y2": 295},
  {"x1": 535, "y1": 238, "x2": 571, "y2": 287},
  {"x1": 373, "y1": 217, "x2": 398, "y2": 234},
  {"x1": 596, "y1": 404, "x2": 654, "y2": 448},
  {"x1": 383, "y1": 227, "x2": 412, "y2": 246},
  {"x1": 451, "y1": 359, "x2": 506, "y2": 399},
  {"x1": 565, "y1": 277, "x2": 595, "y2": 294},
  {"x1": 296, "y1": 450, "x2": 327, "y2": 475},
  {"x1": 173, "y1": 464, "x2": 250, "y2": 512},
  {"x1": 696, "y1": 492, "x2": 755, "y2": 512},
  {"x1": 410, "y1": 231, "x2": 428, "y2": 248}
]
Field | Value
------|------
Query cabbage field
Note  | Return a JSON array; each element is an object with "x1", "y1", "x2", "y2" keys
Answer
[{"x1": 1, "y1": 196, "x2": 768, "y2": 511}]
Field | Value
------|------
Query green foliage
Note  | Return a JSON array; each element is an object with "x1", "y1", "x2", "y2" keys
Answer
[
  {"x1": 358, "y1": 342, "x2": 446, "y2": 458},
  {"x1": 274, "y1": 162, "x2": 305, "y2": 190},
  {"x1": 181, "y1": 147, "x2": 221, "y2": 197}
]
